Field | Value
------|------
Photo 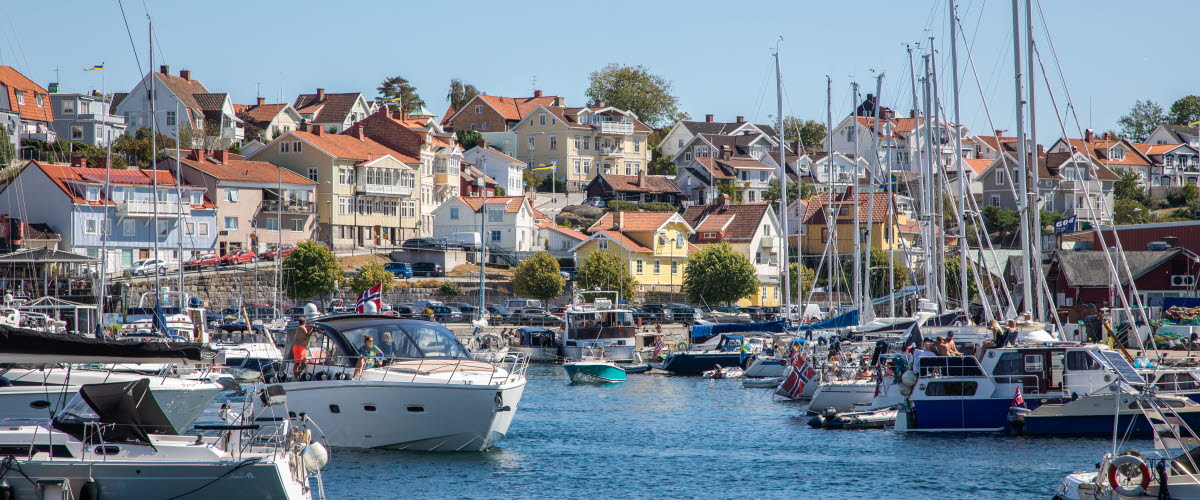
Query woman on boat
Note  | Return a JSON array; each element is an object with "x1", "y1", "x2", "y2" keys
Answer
[{"x1": 354, "y1": 334, "x2": 385, "y2": 379}]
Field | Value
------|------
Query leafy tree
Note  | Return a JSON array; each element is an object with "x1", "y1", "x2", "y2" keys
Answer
[
  {"x1": 1184, "y1": 183, "x2": 1200, "y2": 205},
  {"x1": 455, "y1": 129, "x2": 483, "y2": 150},
  {"x1": 1117, "y1": 100, "x2": 1168, "y2": 142},
  {"x1": 576, "y1": 251, "x2": 637, "y2": 303},
  {"x1": 282, "y1": 241, "x2": 340, "y2": 300},
  {"x1": 346, "y1": 260, "x2": 395, "y2": 295},
  {"x1": 1170, "y1": 95, "x2": 1200, "y2": 126},
  {"x1": 788, "y1": 262, "x2": 815, "y2": 299},
  {"x1": 112, "y1": 127, "x2": 178, "y2": 167},
  {"x1": 716, "y1": 183, "x2": 743, "y2": 203},
  {"x1": 236, "y1": 110, "x2": 264, "y2": 142},
  {"x1": 494, "y1": 186, "x2": 506, "y2": 196},
  {"x1": 683, "y1": 242, "x2": 759, "y2": 305},
  {"x1": 512, "y1": 251, "x2": 564, "y2": 303},
  {"x1": 839, "y1": 248, "x2": 910, "y2": 299},
  {"x1": 522, "y1": 169, "x2": 540, "y2": 192},
  {"x1": 1038, "y1": 210, "x2": 1066, "y2": 232},
  {"x1": 439, "y1": 281, "x2": 462, "y2": 296},
  {"x1": 777, "y1": 117, "x2": 827, "y2": 152},
  {"x1": 764, "y1": 178, "x2": 798, "y2": 208},
  {"x1": 376, "y1": 75, "x2": 425, "y2": 114},
  {"x1": 639, "y1": 202, "x2": 677, "y2": 212},
  {"x1": 585, "y1": 63, "x2": 684, "y2": 128},
  {"x1": 647, "y1": 148, "x2": 675, "y2": 175},
  {"x1": 981, "y1": 205, "x2": 1019, "y2": 245},
  {"x1": 446, "y1": 79, "x2": 482, "y2": 111},
  {"x1": 1113, "y1": 168, "x2": 1149, "y2": 205},
  {"x1": 0, "y1": 127, "x2": 14, "y2": 168},
  {"x1": 944, "y1": 255, "x2": 979, "y2": 306},
  {"x1": 1114, "y1": 199, "x2": 1153, "y2": 225}
]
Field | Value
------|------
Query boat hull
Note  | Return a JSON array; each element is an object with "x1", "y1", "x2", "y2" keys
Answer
[
  {"x1": 807, "y1": 381, "x2": 876, "y2": 413},
  {"x1": 563, "y1": 362, "x2": 627, "y2": 383},
  {"x1": 897, "y1": 398, "x2": 1013, "y2": 432},
  {"x1": 278, "y1": 379, "x2": 526, "y2": 451},
  {"x1": 509, "y1": 346, "x2": 558, "y2": 362},
  {"x1": 3, "y1": 458, "x2": 309, "y2": 500},
  {"x1": 657, "y1": 352, "x2": 745, "y2": 375},
  {"x1": 743, "y1": 356, "x2": 787, "y2": 378},
  {"x1": 0, "y1": 384, "x2": 221, "y2": 435}
]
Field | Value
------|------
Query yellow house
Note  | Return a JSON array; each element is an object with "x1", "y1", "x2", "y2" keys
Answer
[
  {"x1": 572, "y1": 211, "x2": 697, "y2": 293},
  {"x1": 512, "y1": 102, "x2": 653, "y2": 191},
  {"x1": 799, "y1": 190, "x2": 908, "y2": 256}
]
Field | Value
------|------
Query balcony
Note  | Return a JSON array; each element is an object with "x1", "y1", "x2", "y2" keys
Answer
[
  {"x1": 596, "y1": 147, "x2": 624, "y2": 156},
  {"x1": 593, "y1": 121, "x2": 634, "y2": 135},
  {"x1": 355, "y1": 183, "x2": 412, "y2": 197},
  {"x1": 115, "y1": 200, "x2": 190, "y2": 217},
  {"x1": 259, "y1": 199, "x2": 316, "y2": 214},
  {"x1": 1058, "y1": 179, "x2": 1102, "y2": 193},
  {"x1": 433, "y1": 172, "x2": 459, "y2": 185}
]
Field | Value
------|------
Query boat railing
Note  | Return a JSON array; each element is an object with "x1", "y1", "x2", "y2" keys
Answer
[{"x1": 261, "y1": 352, "x2": 530, "y2": 386}]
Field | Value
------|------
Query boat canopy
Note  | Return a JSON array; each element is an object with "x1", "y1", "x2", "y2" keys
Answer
[
  {"x1": 796, "y1": 310, "x2": 860, "y2": 331},
  {"x1": 690, "y1": 320, "x2": 787, "y2": 338},
  {"x1": 52, "y1": 379, "x2": 180, "y2": 444},
  {"x1": 0, "y1": 324, "x2": 214, "y2": 364}
]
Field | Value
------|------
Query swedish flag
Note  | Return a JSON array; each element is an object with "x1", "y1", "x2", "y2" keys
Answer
[
  {"x1": 84, "y1": 64, "x2": 103, "y2": 71},
  {"x1": 739, "y1": 340, "x2": 751, "y2": 364}
]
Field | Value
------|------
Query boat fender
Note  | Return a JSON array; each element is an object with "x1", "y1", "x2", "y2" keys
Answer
[
  {"x1": 80, "y1": 479, "x2": 99, "y2": 500},
  {"x1": 334, "y1": 372, "x2": 347, "y2": 380},
  {"x1": 301, "y1": 442, "x2": 330, "y2": 471},
  {"x1": 1107, "y1": 455, "x2": 1151, "y2": 496},
  {"x1": 299, "y1": 372, "x2": 313, "y2": 382},
  {"x1": 0, "y1": 480, "x2": 11, "y2": 500},
  {"x1": 900, "y1": 370, "x2": 917, "y2": 387},
  {"x1": 315, "y1": 371, "x2": 330, "y2": 381},
  {"x1": 303, "y1": 429, "x2": 312, "y2": 443},
  {"x1": 807, "y1": 415, "x2": 825, "y2": 428},
  {"x1": 898, "y1": 384, "x2": 913, "y2": 397}
]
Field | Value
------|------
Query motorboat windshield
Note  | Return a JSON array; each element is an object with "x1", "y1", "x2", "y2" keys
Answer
[
  {"x1": 338, "y1": 321, "x2": 472, "y2": 360},
  {"x1": 566, "y1": 310, "x2": 635, "y2": 340}
]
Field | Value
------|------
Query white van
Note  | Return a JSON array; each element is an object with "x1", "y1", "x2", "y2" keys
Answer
[
  {"x1": 442, "y1": 232, "x2": 482, "y2": 249},
  {"x1": 411, "y1": 300, "x2": 444, "y2": 311},
  {"x1": 506, "y1": 299, "x2": 542, "y2": 310}
]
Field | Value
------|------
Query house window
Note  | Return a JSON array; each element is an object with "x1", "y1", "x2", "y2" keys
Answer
[
  {"x1": 634, "y1": 138, "x2": 641, "y2": 153},
  {"x1": 338, "y1": 168, "x2": 347, "y2": 185},
  {"x1": 14, "y1": 91, "x2": 23, "y2": 105},
  {"x1": 595, "y1": 136, "x2": 602, "y2": 150},
  {"x1": 197, "y1": 222, "x2": 209, "y2": 235},
  {"x1": 225, "y1": 188, "x2": 239, "y2": 202},
  {"x1": 527, "y1": 136, "x2": 535, "y2": 152},
  {"x1": 190, "y1": 191, "x2": 202, "y2": 205},
  {"x1": 549, "y1": 136, "x2": 557, "y2": 150},
  {"x1": 474, "y1": 105, "x2": 483, "y2": 114},
  {"x1": 756, "y1": 251, "x2": 763, "y2": 264},
  {"x1": 166, "y1": 111, "x2": 176, "y2": 126},
  {"x1": 636, "y1": 260, "x2": 644, "y2": 273},
  {"x1": 450, "y1": 207, "x2": 460, "y2": 220},
  {"x1": 122, "y1": 220, "x2": 135, "y2": 236},
  {"x1": 574, "y1": 135, "x2": 582, "y2": 150},
  {"x1": 684, "y1": 152, "x2": 692, "y2": 163},
  {"x1": 470, "y1": 124, "x2": 476, "y2": 131},
  {"x1": 671, "y1": 260, "x2": 678, "y2": 274},
  {"x1": 85, "y1": 186, "x2": 100, "y2": 202},
  {"x1": 676, "y1": 233, "x2": 684, "y2": 247},
  {"x1": 574, "y1": 159, "x2": 581, "y2": 174},
  {"x1": 84, "y1": 219, "x2": 99, "y2": 234},
  {"x1": 990, "y1": 196, "x2": 1000, "y2": 207},
  {"x1": 61, "y1": 100, "x2": 75, "y2": 114},
  {"x1": 653, "y1": 260, "x2": 661, "y2": 274},
  {"x1": 491, "y1": 230, "x2": 501, "y2": 242},
  {"x1": 748, "y1": 191, "x2": 756, "y2": 202},
  {"x1": 35, "y1": 94, "x2": 43, "y2": 107},
  {"x1": 583, "y1": 159, "x2": 591, "y2": 174},
  {"x1": 185, "y1": 222, "x2": 195, "y2": 235},
  {"x1": 294, "y1": 141, "x2": 302, "y2": 152},
  {"x1": 291, "y1": 219, "x2": 303, "y2": 232},
  {"x1": 820, "y1": 227, "x2": 829, "y2": 243},
  {"x1": 539, "y1": 114, "x2": 546, "y2": 126},
  {"x1": 281, "y1": 142, "x2": 290, "y2": 153},
  {"x1": 224, "y1": 217, "x2": 238, "y2": 230},
  {"x1": 625, "y1": 161, "x2": 632, "y2": 175},
  {"x1": 308, "y1": 168, "x2": 318, "y2": 182},
  {"x1": 599, "y1": 239, "x2": 609, "y2": 250},
  {"x1": 481, "y1": 122, "x2": 487, "y2": 131},
  {"x1": 488, "y1": 208, "x2": 504, "y2": 223},
  {"x1": 582, "y1": 136, "x2": 591, "y2": 151},
  {"x1": 265, "y1": 218, "x2": 279, "y2": 230}
]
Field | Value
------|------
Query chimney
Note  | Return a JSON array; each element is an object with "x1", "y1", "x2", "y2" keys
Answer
[
  {"x1": 390, "y1": 108, "x2": 404, "y2": 120},
  {"x1": 256, "y1": 97, "x2": 265, "y2": 106},
  {"x1": 179, "y1": 69, "x2": 191, "y2": 81},
  {"x1": 910, "y1": 109, "x2": 918, "y2": 119},
  {"x1": 1104, "y1": 131, "x2": 1112, "y2": 141},
  {"x1": 298, "y1": 119, "x2": 309, "y2": 132},
  {"x1": 533, "y1": 90, "x2": 543, "y2": 98},
  {"x1": 614, "y1": 211, "x2": 624, "y2": 230},
  {"x1": 1085, "y1": 129, "x2": 1094, "y2": 142},
  {"x1": 720, "y1": 145, "x2": 732, "y2": 160},
  {"x1": 214, "y1": 150, "x2": 229, "y2": 163},
  {"x1": 716, "y1": 193, "x2": 729, "y2": 206},
  {"x1": 479, "y1": 139, "x2": 488, "y2": 149},
  {"x1": 637, "y1": 169, "x2": 647, "y2": 187},
  {"x1": 736, "y1": 116, "x2": 745, "y2": 123},
  {"x1": 71, "y1": 155, "x2": 87, "y2": 168},
  {"x1": 994, "y1": 129, "x2": 1004, "y2": 137},
  {"x1": 313, "y1": 125, "x2": 324, "y2": 137},
  {"x1": 316, "y1": 88, "x2": 325, "y2": 101},
  {"x1": 552, "y1": 96, "x2": 564, "y2": 106},
  {"x1": 160, "y1": 65, "x2": 170, "y2": 75},
  {"x1": 189, "y1": 148, "x2": 203, "y2": 161},
  {"x1": 705, "y1": 114, "x2": 714, "y2": 123},
  {"x1": 351, "y1": 123, "x2": 366, "y2": 140},
  {"x1": 1037, "y1": 144, "x2": 1045, "y2": 156}
]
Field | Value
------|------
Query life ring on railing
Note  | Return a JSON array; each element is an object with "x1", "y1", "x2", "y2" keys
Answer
[
  {"x1": 315, "y1": 371, "x2": 330, "y2": 381},
  {"x1": 1107, "y1": 454, "x2": 1151, "y2": 496},
  {"x1": 299, "y1": 372, "x2": 313, "y2": 382},
  {"x1": 675, "y1": 341, "x2": 689, "y2": 351}
]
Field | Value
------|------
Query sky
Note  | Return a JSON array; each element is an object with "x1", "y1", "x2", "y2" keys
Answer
[{"x1": 3, "y1": 0, "x2": 1197, "y2": 139}]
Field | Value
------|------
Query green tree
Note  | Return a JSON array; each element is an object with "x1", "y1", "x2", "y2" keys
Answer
[
  {"x1": 1113, "y1": 168, "x2": 1148, "y2": 205},
  {"x1": 347, "y1": 260, "x2": 395, "y2": 295},
  {"x1": 778, "y1": 117, "x2": 827, "y2": 152},
  {"x1": 1114, "y1": 199, "x2": 1154, "y2": 225},
  {"x1": 282, "y1": 240, "x2": 341, "y2": 300},
  {"x1": 585, "y1": 63, "x2": 684, "y2": 128},
  {"x1": 446, "y1": 79, "x2": 482, "y2": 111},
  {"x1": 788, "y1": 262, "x2": 815, "y2": 299},
  {"x1": 716, "y1": 183, "x2": 743, "y2": 203},
  {"x1": 112, "y1": 127, "x2": 178, "y2": 167},
  {"x1": 1117, "y1": 100, "x2": 1168, "y2": 142},
  {"x1": 1185, "y1": 183, "x2": 1200, "y2": 205},
  {"x1": 575, "y1": 251, "x2": 637, "y2": 303},
  {"x1": 512, "y1": 251, "x2": 565, "y2": 303},
  {"x1": 981, "y1": 205, "x2": 1019, "y2": 244},
  {"x1": 840, "y1": 248, "x2": 910, "y2": 299},
  {"x1": 682, "y1": 242, "x2": 759, "y2": 305},
  {"x1": 376, "y1": 75, "x2": 425, "y2": 114},
  {"x1": 522, "y1": 169, "x2": 540, "y2": 192},
  {"x1": 455, "y1": 129, "x2": 483, "y2": 150},
  {"x1": 1170, "y1": 95, "x2": 1200, "y2": 126},
  {"x1": 494, "y1": 186, "x2": 506, "y2": 196},
  {"x1": 0, "y1": 127, "x2": 14, "y2": 168},
  {"x1": 647, "y1": 149, "x2": 675, "y2": 175},
  {"x1": 1038, "y1": 210, "x2": 1066, "y2": 233},
  {"x1": 440, "y1": 281, "x2": 462, "y2": 297},
  {"x1": 944, "y1": 255, "x2": 979, "y2": 306}
]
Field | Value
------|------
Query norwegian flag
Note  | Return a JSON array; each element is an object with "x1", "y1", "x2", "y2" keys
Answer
[
  {"x1": 779, "y1": 353, "x2": 817, "y2": 399},
  {"x1": 902, "y1": 321, "x2": 924, "y2": 353},
  {"x1": 355, "y1": 283, "x2": 383, "y2": 313},
  {"x1": 1011, "y1": 386, "x2": 1026, "y2": 408},
  {"x1": 652, "y1": 338, "x2": 666, "y2": 359}
]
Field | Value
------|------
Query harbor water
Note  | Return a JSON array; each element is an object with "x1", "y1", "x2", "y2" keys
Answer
[{"x1": 313, "y1": 365, "x2": 1139, "y2": 499}]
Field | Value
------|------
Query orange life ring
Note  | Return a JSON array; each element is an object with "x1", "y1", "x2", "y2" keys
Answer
[{"x1": 1107, "y1": 455, "x2": 1151, "y2": 497}]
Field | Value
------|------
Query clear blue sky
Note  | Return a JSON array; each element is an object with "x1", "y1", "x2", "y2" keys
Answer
[{"x1": 4, "y1": 0, "x2": 1195, "y2": 138}]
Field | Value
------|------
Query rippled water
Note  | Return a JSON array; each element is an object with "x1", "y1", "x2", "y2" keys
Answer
[{"x1": 313, "y1": 365, "x2": 1141, "y2": 499}]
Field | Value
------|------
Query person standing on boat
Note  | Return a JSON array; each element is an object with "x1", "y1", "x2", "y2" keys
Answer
[{"x1": 291, "y1": 318, "x2": 314, "y2": 379}]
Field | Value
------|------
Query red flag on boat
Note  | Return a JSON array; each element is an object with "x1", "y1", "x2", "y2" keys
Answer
[
  {"x1": 1011, "y1": 386, "x2": 1025, "y2": 408},
  {"x1": 355, "y1": 282, "x2": 383, "y2": 313},
  {"x1": 780, "y1": 353, "x2": 817, "y2": 399}
]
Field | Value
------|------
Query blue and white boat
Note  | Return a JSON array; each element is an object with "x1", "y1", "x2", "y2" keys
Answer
[
  {"x1": 657, "y1": 321, "x2": 788, "y2": 376},
  {"x1": 563, "y1": 359, "x2": 627, "y2": 383},
  {"x1": 209, "y1": 322, "x2": 284, "y2": 380}
]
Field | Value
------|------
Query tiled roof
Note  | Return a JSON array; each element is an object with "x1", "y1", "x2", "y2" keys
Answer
[
  {"x1": 694, "y1": 157, "x2": 732, "y2": 179},
  {"x1": 1062, "y1": 138, "x2": 1152, "y2": 167},
  {"x1": 109, "y1": 93, "x2": 128, "y2": 113},
  {"x1": 588, "y1": 211, "x2": 679, "y2": 233},
  {"x1": 975, "y1": 135, "x2": 1019, "y2": 153},
  {"x1": 439, "y1": 105, "x2": 456, "y2": 126},
  {"x1": 801, "y1": 191, "x2": 892, "y2": 224},
  {"x1": 1043, "y1": 151, "x2": 1121, "y2": 180},
  {"x1": 595, "y1": 230, "x2": 652, "y2": 253},
  {"x1": 680, "y1": 121, "x2": 745, "y2": 135},
  {"x1": 1162, "y1": 124, "x2": 1199, "y2": 143},
  {"x1": 18, "y1": 160, "x2": 211, "y2": 208},
  {"x1": 963, "y1": 158, "x2": 991, "y2": 175},
  {"x1": 475, "y1": 94, "x2": 558, "y2": 121},
  {"x1": 192, "y1": 93, "x2": 227, "y2": 112},
  {"x1": 541, "y1": 106, "x2": 653, "y2": 133},
  {"x1": 235, "y1": 103, "x2": 288, "y2": 127},
  {"x1": 683, "y1": 203, "x2": 770, "y2": 242},
  {"x1": 595, "y1": 173, "x2": 679, "y2": 194},
  {"x1": 293, "y1": 92, "x2": 363, "y2": 124},
  {"x1": 466, "y1": 145, "x2": 523, "y2": 165},
  {"x1": 291, "y1": 130, "x2": 417, "y2": 163},
  {"x1": 455, "y1": 195, "x2": 528, "y2": 213},
  {"x1": 175, "y1": 153, "x2": 315, "y2": 185},
  {"x1": 0, "y1": 66, "x2": 53, "y2": 123},
  {"x1": 544, "y1": 224, "x2": 588, "y2": 242},
  {"x1": 855, "y1": 116, "x2": 925, "y2": 136},
  {"x1": 153, "y1": 71, "x2": 210, "y2": 113}
]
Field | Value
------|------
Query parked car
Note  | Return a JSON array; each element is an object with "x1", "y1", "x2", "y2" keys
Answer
[
  {"x1": 514, "y1": 308, "x2": 563, "y2": 326},
  {"x1": 131, "y1": 259, "x2": 168, "y2": 276},
  {"x1": 183, "y1": 253, "x2": 219, "y2": 270},
  {"x1": 441, "y1": 232, "x2": 482, "y2": 249},
  {"x1": 740, "y1": 306, "x2": 767, "y2": 321},
  {"x1": 412, "y1": 262, "x2": 444, "y2": 277},
  {"x1": 402, "y1": 237, "x2": 441, "y2": 250},
  {"x1": 506, "y1": 299, "x2": 543, "y2": 310},
  {"x1": 665, "y1": 304, "x2": 700, "y2": 324},
  {"x1": 487, "y1": 305, "x2": 516, "y2": 324},
  {"x1": 584, "y1": 197, "x2": 607, "y2": 208},
  {"x1": 549, "y1": 306, "x2": 567, "y2": 318},
  {"x1": 638, "y1": 304, "x2": 670, "y2": 323},
  {"x1": 221, "y1": 249, "x2": 256, "y2": 265},
  {"x1": 391, "y1": 305, "x2": 419, "y2": 319},
  {"x1": 456, "y1": 305, "x2": 479, "y2": 319},
  {"x1": 429, "y1": 306, "x2": 463, "y2": 322},
  {"x1": 759, "y1": 306, "x2": 782, "y2": 321},
  {"x1": 259, "y1": 244, "x2": 295, "y2": 261},
  {"x1": 445, "y1": 302, "x2": 473, "y2": 310},
  {"x1": 383, "y1": 262, "x2": 414, "y2": 278}
]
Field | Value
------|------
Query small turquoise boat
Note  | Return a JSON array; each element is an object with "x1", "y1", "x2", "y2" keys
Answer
[{"x1": 563, "y1": 360, "x2": 627, "y2": 383}]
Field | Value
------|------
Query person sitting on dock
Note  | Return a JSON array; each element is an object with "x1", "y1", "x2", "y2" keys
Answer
[
  {"x1": 354, "y1": 334, "x2": 386, "y2": 379},
  {"x1": 290, "y1": 318, "x2": 314, "y2": 379}
]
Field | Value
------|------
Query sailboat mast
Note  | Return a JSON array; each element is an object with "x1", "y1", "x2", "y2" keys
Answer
[
  {"x1": 825, "y1": 77, "x2": 836, "y2": 312},
  {"x1": 864, "y1": 74, "x2": 883, "y2": 320},
  {"x1": 774, "y1": 48, "x2": 792, "y2": 315},
  {"x1": 851, "y1": 82, "x2": 862, "y2": 317},
  {"x1": 906, "y1": 46, "x2": 920, "y2": 315},
  {"x1": 921, "y1": 55, "x2": 936, "y2": 306},
  {"x1": 929, "y1": 37, "x2": 948, "y2": 312},
  {"x1": 176, "y1": 102, "x2": 184, "y2": 310},
  {"x1": 1011, "y1": 0, "x2": 1033, "y2": 317},
  {"x1": 950, "y1": 0, "x2": 969, "y2": 318},
  {"x1": 149, "y1": 20, "x2": 161, "y2": 305},
  {"x1": 1025, "y1": 0, "x2": 1043, "y2": 321},
  {"x1": 276, "y1": 163, "x2": 283, "y2": 319},
  {"x1": 99, "y1": 62, "x2": 110, "y2": 332}
]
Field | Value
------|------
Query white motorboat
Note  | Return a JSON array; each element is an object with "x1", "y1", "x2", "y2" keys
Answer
[
  {"x1": 0, "y1": 379, "x2": 324, "y2": 500},
  {"x1": 209, "y1": 322, "x2": 285, "y2": 380},
  {"x1": 744, "y1": 355, "x2": 788, "y2": 378},
  {"x1": 268, "y1": 315, "x2": 528, "y2": 451},
  {"x1": 561, "y1": 297, "x2": 638, "y2": 361},
  {"x1": 120, "y1": 288, "x2": 207, "y2": 341},
  {"x1": 471, "y1": 332, "x2": 510, "y2": 363},
  {"x1": 807, "y1": 379, "x2": 877, "y2": 413}
]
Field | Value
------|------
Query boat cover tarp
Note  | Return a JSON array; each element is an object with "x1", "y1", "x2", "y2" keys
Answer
[
  {"x1": 797, "y1": 310, "x2": 860, "y2": 331},
  {"x1": 0, "y1": 324, "x2": 212, "y2": 361},
  {"x1": 690, "y1": 320, "x2": 787, "y2": 338},
  {"x1": 53, "y1": 379, "x2": 177, "y2": 444}
]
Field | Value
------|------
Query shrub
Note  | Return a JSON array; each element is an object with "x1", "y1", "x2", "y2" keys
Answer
[
  {"x1": 607, "y1": 200, "x2": 638, "y2": 212},
  {"x1": 639, "y1": 202, "x2": 677, "y2": 212},
  {"x1": 440, "y1": 281, "x2": 462, "y2": 296}
]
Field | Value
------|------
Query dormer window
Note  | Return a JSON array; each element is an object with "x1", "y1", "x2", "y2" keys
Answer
[
  {"x1": 85, "y1": 186, "x2": 100, "y2": 202},
  {"x1": 36, "y1": 94, "x2": 44, "y2": 107},
  {"x1": 1110, "y1": 147, "x2": 1124, "y2": 160},
  {"x1": 14, "y1": 91, "x2": 23, "y2": 105}
]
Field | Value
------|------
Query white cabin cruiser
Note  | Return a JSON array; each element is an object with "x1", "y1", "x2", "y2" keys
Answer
[
  {"x1": 561, "y1": 298, "x2": 638, "y2": 362},
  {"x1": 267, "y1": 314, "x2": 528, "y2": 451}
]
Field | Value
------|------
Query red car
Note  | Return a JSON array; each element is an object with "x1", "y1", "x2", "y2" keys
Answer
[
  {"x1": 549, "y1": 306, "x2": 567, "y2": 318},
  {"x1": 184, "y1": 253, "x2": 220, "y2": 270},
  {"x1": 221, "y1": 249, "x2": 256, "y2": 265},
  {"x1": 259, "y1": 244, "x2": 295, "y2": 261}
]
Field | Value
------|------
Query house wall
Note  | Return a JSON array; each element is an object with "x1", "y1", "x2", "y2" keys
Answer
[
  {"x1": 462, "y1": 148, "x2": 525, "y2": 196},
  {"x1": 50, "y1": 94, "x2": 127, "y2": 147},
  {"x1": 513, "y1": 112, "x2": 651, "y2": 190},
  {"x1": 430, "y1": 199, "x2": 539, "y2": 253},
  {"x1": 446, "y1": 97, "x2": 511, "y2": 133}
]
